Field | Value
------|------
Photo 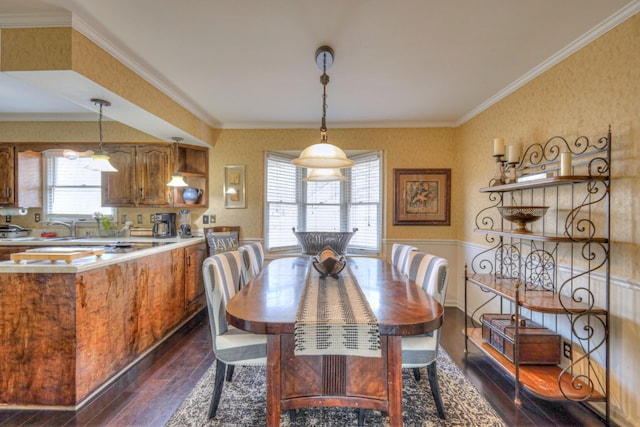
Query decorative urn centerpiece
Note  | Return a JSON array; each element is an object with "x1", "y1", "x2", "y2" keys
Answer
[{"x1": 497, "y1": 206, "x2": 549, "y2": 233}]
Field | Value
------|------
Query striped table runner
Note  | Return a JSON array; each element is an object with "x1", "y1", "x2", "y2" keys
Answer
[{"x1": 294, "y1": 262, "x2": 381, "y2": 358}]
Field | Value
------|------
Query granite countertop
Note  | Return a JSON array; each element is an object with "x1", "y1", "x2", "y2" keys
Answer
[{"x1": 0, "y1": 236, "x2": 205, "y2": 273}]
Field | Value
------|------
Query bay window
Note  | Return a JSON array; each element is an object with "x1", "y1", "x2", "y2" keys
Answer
[{"x1": 265, "y1": 151, "x2": 382, "y2": 254}]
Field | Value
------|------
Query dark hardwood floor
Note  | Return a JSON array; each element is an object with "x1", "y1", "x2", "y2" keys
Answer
[{"x1": 0, "y1": 307, "x2": 608, "y2": 426}]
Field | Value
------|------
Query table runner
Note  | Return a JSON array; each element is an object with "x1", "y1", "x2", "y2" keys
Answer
[{"x1": 294, "y1": 262, "x2": 381, "y2": 357}]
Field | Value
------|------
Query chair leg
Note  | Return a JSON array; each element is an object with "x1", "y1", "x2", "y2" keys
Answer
[
  {"x1": 209, "y1": 360, "x2": 227, "y2": 419},
  {"x1": 226, "y1": 364, "x2": 235, "y2": 381},
  {"x1": 358, "y1": 408, "x2": 366, "y2": 426},
  {"x1": 412, "y1": 367, "x2": 421, "y2": 381},
  {"x1": 427, "y1": 363, "x2": 446, "y2": 419}
]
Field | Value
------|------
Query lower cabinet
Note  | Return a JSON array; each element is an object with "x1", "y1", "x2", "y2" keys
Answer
[
  {"x1": 0, "y1": 242, "x2": 206, "y2": 407},
  {"x1": 184, "y1": 241, "x2": 206, "y2": 312}
]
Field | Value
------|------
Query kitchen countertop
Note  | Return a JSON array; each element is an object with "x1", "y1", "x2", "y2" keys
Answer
[{"x1": 0, "y1": 236, "x2": 205, "y2": 273}]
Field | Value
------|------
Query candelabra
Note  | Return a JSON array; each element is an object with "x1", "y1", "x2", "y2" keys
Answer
[{"x1": 490, "y1": 155, "x2": 506, "y2": 186}]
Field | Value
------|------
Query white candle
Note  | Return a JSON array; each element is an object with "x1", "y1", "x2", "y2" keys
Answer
[
  {"x1": 507, "y1": 143, "x2": 521, "y2": 164},
  {"x1": 560, "y1": 152, "x2": 572, "y2": 176},
  {"x1": 493, "y1": 138, "x2": 505, "y2": 156}
]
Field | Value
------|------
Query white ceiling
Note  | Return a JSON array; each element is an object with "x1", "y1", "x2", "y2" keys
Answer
[{"x1": 0, "y1": 0, "x2": 638, "y2": 132}]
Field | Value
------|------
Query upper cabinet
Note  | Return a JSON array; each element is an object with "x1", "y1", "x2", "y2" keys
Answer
[
  {"x1": 102, "y1": 144, "x2": 173, "y2": 207},
  {"x1": 101, "y1": 143, "x2": 208, "y2": 208},
  {"x1": 0, "y1": 145, "x2": 16, "y2": 206},
  {"x1": 171, "y1": 143, "x2": 209, "y2": 208}
]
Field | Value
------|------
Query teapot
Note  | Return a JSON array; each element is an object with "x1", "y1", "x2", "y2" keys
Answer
[{"x1": 182, "y1": 187, "x2": 203, "y2": 204}]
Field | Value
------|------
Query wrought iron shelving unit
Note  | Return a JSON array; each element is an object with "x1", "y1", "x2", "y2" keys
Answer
[{"x1": 464, "y1": 128, "x2": 611, "y2": 424}]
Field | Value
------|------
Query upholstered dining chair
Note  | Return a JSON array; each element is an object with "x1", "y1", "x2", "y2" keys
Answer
[
  {"x1": 401, "y1": 251, "x2": 449, "y2": 419},
  {"x1": 237, "y1": 242, "x2": 265, "y2": 286},
  {"x1": 202, "y1": 251, "x2": 268, "y2": 418},
  {"x1": 390, "y1": 243, "x2": 418, "y2": 276}
]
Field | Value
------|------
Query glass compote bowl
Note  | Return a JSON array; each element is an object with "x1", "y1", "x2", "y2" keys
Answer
[{"x1": 497, "y1": 206, "x2": 549, "y2": 233}]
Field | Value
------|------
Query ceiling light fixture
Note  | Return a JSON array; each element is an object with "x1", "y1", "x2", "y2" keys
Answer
[
  {"x1": 304, "y1": 167, "x2": 347, "y2": 182},
  {"x1": 291, "y1": 46, "x2": 354, "y2": 176},
  {"x1": 86, "y1": 98, "x2": 118, "y2": 172},
  {"x1": 167, "y1": 137, "x2": 189, "y2": 187}
]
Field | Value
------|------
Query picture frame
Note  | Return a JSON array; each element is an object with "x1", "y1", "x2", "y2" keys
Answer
[
  {"x1": 224, "y1": 164, "x2": 246, "y2": 208},
  {"x1": 393, "y1": 168, "x2": 451, "y2": 226}
]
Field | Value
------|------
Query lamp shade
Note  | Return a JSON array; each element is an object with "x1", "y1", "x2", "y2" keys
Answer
[
  {"x1": 304, "y1": 168, "x2": 347, "y2": 182},
  {"x1": 291, "y1": 143, "x2": 355, "y2": 168},
  {"x1": 167, "y1": 172, "x2": 188, "y2": 187},
  {"x1": 85, "y1": 152, "x2": 118, "y2": 172}
]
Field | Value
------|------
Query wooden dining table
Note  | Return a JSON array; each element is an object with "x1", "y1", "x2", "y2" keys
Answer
[{"x1": 226, "y1": 256, "x2": 444, "y2": 426}]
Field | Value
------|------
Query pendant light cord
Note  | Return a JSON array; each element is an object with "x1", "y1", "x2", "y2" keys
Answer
[{"x1": 320, "y1": 52, "x2": 329, "y2": 142}]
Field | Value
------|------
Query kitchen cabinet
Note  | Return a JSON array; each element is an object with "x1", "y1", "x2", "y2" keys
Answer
[
  {"x1": 464, "y1": 129, "x2": 610, "y2": 422},
  {"x1": 171, "y1": 143, "x2": 209, "y2": 208},
  {"x1": 0, "y1": 144, "x2": 16, "y2": 206},
  {"x1": 101, "y1": 144, "x2": 173, "y2": 207},
  {"x1": 184, "y1": 241, "x2": 206, "y2": 312},
  {"x1": 0, "y1": 240, "x2": 206, "y2": 407}
]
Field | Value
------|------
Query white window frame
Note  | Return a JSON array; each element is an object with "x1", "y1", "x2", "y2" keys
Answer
[
  {"x1": 42, "y1": 150, "x2": 116, "y2": 222},
  {"x1": 264, "y1": 150, "x2": 382, "y2": 255}
]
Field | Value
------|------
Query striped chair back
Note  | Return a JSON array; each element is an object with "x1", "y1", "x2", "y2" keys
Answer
[
  {"x1": 391, "y1": 243, "x2": 418, "y2": 276},
  {"x1": 238, "y1": 242, "x2": 265, "y2": 285},
  {"x1": 406, "y1": 251, "x2": 449, "y2": 304},
  {"x1": 202, "y1": 251, "x2": 244, "y2": 345}
]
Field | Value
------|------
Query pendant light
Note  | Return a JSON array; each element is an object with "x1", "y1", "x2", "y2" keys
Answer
[
  {"x1": 291, "y1": 46, "x2": 354, "y2": 174},
  {"x1": 86, "y1": 98, "x2": 118, "y2": 172},
  {"x1": 167, "y1": 137, "x2": 189, "y2": 187},
  {"x1": 304, "y1": 168, "x2": 347, "y2": 182}
]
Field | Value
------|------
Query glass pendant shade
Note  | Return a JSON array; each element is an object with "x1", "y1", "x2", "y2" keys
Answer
[
  {"x1": 167, "y1": 172, "x2": 188, "y2": 187},
  {"x1": 292, "y1": 143, "x2": 355, "y2": 168},
  {"x1": 88, "y1": 98, "x2": 118, "y2": 172},
  {"x1": 86, "y1": 152, "x2": 118, "y2": 172},
  {"x1": 304, "y1": 167, "x2": 347, "y2": 182}
]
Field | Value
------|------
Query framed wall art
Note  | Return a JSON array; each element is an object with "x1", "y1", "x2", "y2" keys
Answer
[
  {"x1": 224, "y1": 164, "x2": 246, "y2": 208},
  {"x1": 393, "y1": 168, "x2": 451, "y2": 225}
]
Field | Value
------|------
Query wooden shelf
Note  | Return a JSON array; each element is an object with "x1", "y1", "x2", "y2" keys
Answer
[
  {"x1": 466, "y1": 328, "x2": 605, "y2": 401},
  {"x1": 467, "y1": 274, "x2": 607, "y2": 314},
  {"x1": 475, "y1": 228, "x2": 608, "y2": 243},
  {"x1": 480, "y1": 175, "x2": 607, "y2": 193}
]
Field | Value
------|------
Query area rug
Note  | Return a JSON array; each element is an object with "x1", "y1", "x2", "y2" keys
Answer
[{"x1": 165, "y1": 348, "x2": 506, "y2": 427}]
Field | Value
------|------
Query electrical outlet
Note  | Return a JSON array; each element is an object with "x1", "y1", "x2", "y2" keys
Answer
[
  {"x1": 150, "y1": 214, "x2": 155, "y2": 223},
  {"x1": 563, "y1": 341, "x2": 572, "y2": 360},
  {"x1": 5, "y1": 216, "x2": 11, "y2": 223},
  {"x1": 137, "y1": 214, "x2": 143, "y2": 224},
  {"x1": 202, "y1": 214, "x2": 209, "y2": 224},
  {"x1": 35, "y1": 213, "x2": 41, "y2": 222},
  {"x1": 121, "y1": 214, "x2": 127, "y2": 224},
  {"x1": 211, "y1": 214, "x2": 216, "y2": 224}
]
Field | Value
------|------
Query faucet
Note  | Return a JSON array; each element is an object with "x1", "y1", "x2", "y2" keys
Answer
[{"x1": 47, "y1": 220, "x2": 76, "y2": 238}]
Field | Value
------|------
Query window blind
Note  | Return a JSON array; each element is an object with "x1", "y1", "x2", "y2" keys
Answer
[
  {"x1": 44, "y1": 151, "x2": 115, "y2": 219},
  {"x1": 265, "y1": 151, "x2": 382, "y2": 253}
]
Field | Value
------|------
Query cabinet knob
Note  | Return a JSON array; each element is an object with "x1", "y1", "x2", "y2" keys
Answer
[{"x1": 5, "y1": 186, "x2": 10, "y2": 199}]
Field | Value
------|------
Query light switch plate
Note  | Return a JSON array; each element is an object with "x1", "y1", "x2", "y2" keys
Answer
[
  {"x1": 211, "y1": 215, "x2": 216, "y2": 224},
  {"x1": 202, "y1": 214, "x2": 209, "y2": 224}
]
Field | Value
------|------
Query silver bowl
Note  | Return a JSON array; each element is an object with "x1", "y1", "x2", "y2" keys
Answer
[{"x1": 497, "y1": 206, "x2": 549, "y2": 233}]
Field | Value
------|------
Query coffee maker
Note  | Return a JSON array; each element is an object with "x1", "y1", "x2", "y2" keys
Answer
[
  {"x1": 179, "y1": 209, "x2": 192, "y2": 237},
  {"x1": 152, "y1": 213, "x2": 177, "y2": 238}
]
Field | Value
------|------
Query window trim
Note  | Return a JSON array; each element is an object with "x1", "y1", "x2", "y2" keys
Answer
[{"x1": 264, "y1": 150, "x2": 382, "y2": 255}]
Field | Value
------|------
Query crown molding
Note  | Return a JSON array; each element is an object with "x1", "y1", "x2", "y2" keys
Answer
[
  {"x1": 457, "y1": 0, "x2": 640, "y2": 126},
  {"x1": 0, "y1": 11, "x2": 71, "y2": 28},
  {"x1": 70, "y1": 14, "x2": 218, "y2": 127}
]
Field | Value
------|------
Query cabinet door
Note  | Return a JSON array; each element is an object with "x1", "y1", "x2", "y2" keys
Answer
[
  {"x1": 136, "y1": 145, "x2": 172, "y2": 206},
  {"x1": 184, "y1": 242, "x2": 206, "y2": 311},
  {"x1": 101, "y1": 146, "x2": 136, "y2": 207},
  {"x1": 0, "y1": 145, "x2": 16, "y2": 206}
]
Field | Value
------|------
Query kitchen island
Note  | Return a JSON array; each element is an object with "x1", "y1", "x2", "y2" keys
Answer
[{"x1": 0, "y1": 237, "x2": 207, "y2": 409}]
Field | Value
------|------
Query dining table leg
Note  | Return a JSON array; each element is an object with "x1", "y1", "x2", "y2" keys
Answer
[
  {"x1": 266, "y1": 334, "x2": 281, "y2": 427},
  {"x1": 387, "y1": 336, "x2": 403, "y2": 426}
]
